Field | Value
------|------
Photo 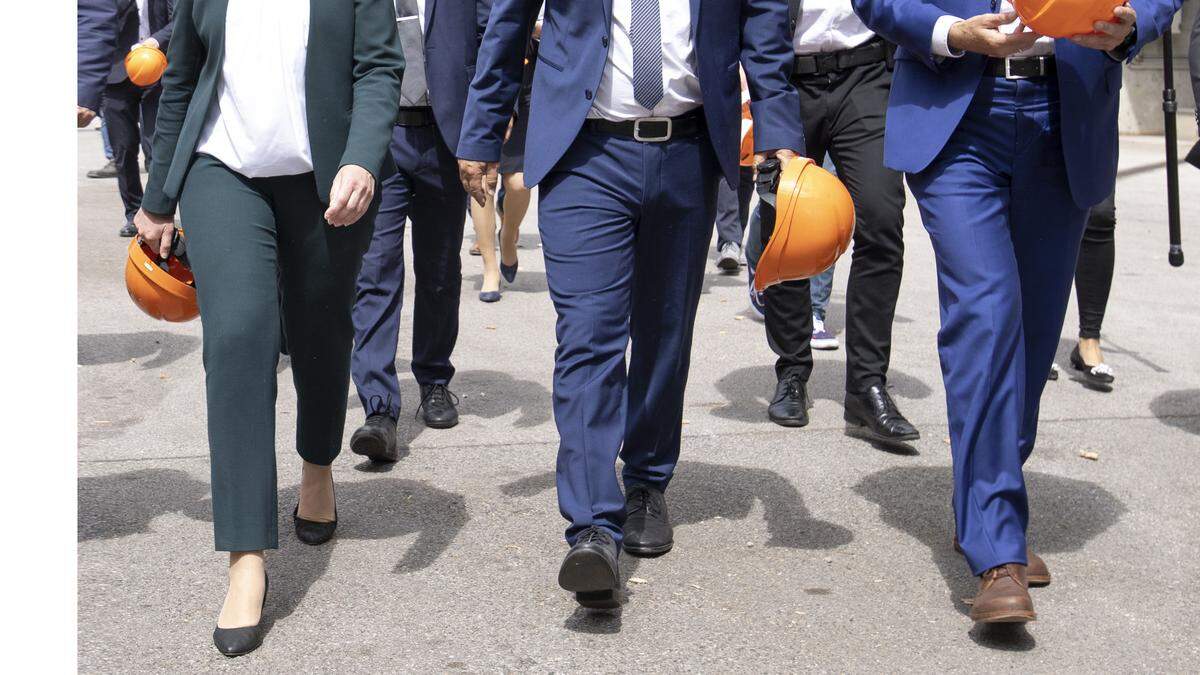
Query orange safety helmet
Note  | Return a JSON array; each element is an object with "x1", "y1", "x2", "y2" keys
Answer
[
  {"x1": 125, "y1": 235, "x2": 199, "y2": 322},
  {"x1": 1012, "y1": 0, "x2": 1122, "y2": 38},
  {"x1": 125, "y1": 45, "x2": 168, "y2": 87},
  {"x1": 754, "y1": 158, "x2": 855, "y2": 293}
]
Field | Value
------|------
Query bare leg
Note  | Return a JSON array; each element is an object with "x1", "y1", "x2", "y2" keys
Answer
[
  {"x1": 296, "y1": 460, "x2": 335, "y2": 523},
  {"x1": 500, "y1": 172, "x2": 530, "y2": 268},
  {"x1": 471, "y1": 194, "x2": 500, "y2": 293},
  {"x1": 1077, "y1": 337, "x2": 1105, "y2": 366},
  {"x1": 217, "y1": 551, "x2": 267, "y2": 629}
]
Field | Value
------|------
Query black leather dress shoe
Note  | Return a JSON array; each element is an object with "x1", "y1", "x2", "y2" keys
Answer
[
  {"x1": 844, "y1": 384, "x2": 920, "y2": 443},
  {"x1": 768, "y1": 374, "x2": 810, "y2": 427},
  {"x1": 623, "y1": 484, "x2": 673, "y2": 557},
  {"x1": 558, "y1": 526, "x2": 621, "y2": 609},
  {"x1": 293, "y1": 499, "x2": 337, "y2": 546},
  {"x1": 418, "y1": 384, "x2": 459, "y2": 429},
  {"x1": 350, "y1": 414, "x2": 399, "y2": 463},
  {"x1": 213, "y1": 574, "x2": 268, "y2": 657},
  {"x1": 119, "y1": 221, "x2": 138, "y2": 237}
]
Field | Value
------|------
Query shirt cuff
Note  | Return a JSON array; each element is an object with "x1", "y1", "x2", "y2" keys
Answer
[{"x1": 933, "y1": 15, "x2": 966, "y2": 58}]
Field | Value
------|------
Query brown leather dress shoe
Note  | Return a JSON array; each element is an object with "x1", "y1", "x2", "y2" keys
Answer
[
  {"x1": 953, "y1": 538, "x2": 1051, "y2": 587},
  {"x1": 970, "y1": 564, "x2": 1036, "y2": 623}
]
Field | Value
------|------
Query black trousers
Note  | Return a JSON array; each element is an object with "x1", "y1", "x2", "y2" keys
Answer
[
  {"x1": 102, "y1": 79, "x2": 160, "y2": 222},
  {"x1": 763, "y1": 59, "x2": 906, "y2": 392},
  {"x1": 1075, "y1": 190, "x2": 1116, "y2": 339},
  {"x1": 179, "y1": 154, "x2": 376, "y2": 551}
]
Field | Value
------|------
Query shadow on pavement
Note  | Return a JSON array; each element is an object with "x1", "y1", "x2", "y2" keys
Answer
[
  {"x1": 1149, "y1": 389, "x2": 1200, "y2": 436},
  {"x1": 79, "y1": 471, "x2": 468, "y2": 627},
  {"x1": 710, "y1": 364, "x2": 933, "y2": 425},
  {"x1": 463, "y1": 270, "x2": 548, "y2": 294},
  {"x1": 503, "y1": 461, "x2": 853, "y2": 635},
  {"x1": 78, "y1": 331, "x2": 200, "y2": 369},
  {"x1": 854, "y1": 465, "x2": 1125, "y2": 649}
]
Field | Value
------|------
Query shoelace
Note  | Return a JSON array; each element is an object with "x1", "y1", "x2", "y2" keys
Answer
[
  {"x1": 367, "y1": 394, "x2": 395, "y2": 418},
  {"x1": 626, "y1": 488, "x2": 661, "y2": 519},
  {"x1": 416, "y1": 384, "x2": 459, "y2": 418},
  {"x1": 781, "y1": 375, "x2": 805, "y2": 401},
  {"x1": 577, "y1": 527, "x2": 612, "y2": 546}
]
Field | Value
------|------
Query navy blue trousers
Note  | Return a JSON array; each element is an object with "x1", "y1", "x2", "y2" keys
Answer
[
  {"x1": 538, "y1": 128, "x2": 719, "y2": 546},
  {"x1": 907, "y1": 77, "x2": 1089, "y2": 575},
  {"x1": 351, "y1": 124, "x2": 468, "y2": 418}
]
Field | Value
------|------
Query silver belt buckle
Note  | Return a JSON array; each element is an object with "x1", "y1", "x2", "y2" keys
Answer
[
  {"x1": 1004, "y1": 56, "x2": 1043, "y2": 80},
  {"x1": 633, "y1": 116, "x2": 672, "y2": 142}
]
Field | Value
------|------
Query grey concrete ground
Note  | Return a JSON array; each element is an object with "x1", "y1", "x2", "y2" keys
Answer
[{"x1": 78, "y1": 128, "x2": 1200, "y2": 673}]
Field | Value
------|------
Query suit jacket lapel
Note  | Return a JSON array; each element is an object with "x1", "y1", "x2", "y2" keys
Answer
[
  {"x1": 690, "y1": 0, "x2": 701, "y2": 40},
  {"x1": 425, "y1": 0, "x2": 436, "y2": 34}
]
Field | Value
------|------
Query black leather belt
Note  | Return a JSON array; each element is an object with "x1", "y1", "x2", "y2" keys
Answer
[
  {"x1": 396, "y1": 106, "x2": 435, "y2": 127},
  {"x1": 792, "y1": 39, "x2": 893, "y2": 78},
  {"x1": 985, "y1": 55, "x2": 1057, "y2": 79},
  {"x1": 584, "y1": 109, "x2": 705, "y2": 142}
]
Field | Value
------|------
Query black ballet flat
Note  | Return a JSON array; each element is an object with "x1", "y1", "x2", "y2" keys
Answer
[
  {"x1": 1069, "y1": 345, "x2": 1115, "y2": 385},
  {"x1": 500, "y1": 260, "x2": 519, "y2": 284},
  {"x1": 293, "y1": 503, "x2": 337, "y2": 545},
  {"x1": 213, "y1": 574, "x2": 268, "y2": 657}
]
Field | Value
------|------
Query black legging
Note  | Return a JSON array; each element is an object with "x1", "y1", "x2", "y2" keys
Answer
[{"x1": 1075, "y1": 191, "x2": 1116, "y2": 340}]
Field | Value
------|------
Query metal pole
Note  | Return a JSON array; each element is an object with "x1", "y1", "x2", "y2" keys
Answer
[{"x1": 1163, "y1": 30, "x2": 1185, "y2": 267}]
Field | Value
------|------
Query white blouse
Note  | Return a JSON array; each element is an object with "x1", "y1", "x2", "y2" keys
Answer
[{"x1": 196, "y1": 0, "x2": 313, "y2": 178}]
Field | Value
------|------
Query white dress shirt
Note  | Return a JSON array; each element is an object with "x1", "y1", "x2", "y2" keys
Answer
[
  {"x1": 792, "y1": 0, "x2": 876, "y2": 54},
  {"x1": 589, "y1": 0, "x2": 703, "y2": 121},
  {"x1": 932, "y1": 1, "x2": 1055, "y2": 59},
  {"x1": 196, "y1": 0, "x2": 314, "y2": 178}
]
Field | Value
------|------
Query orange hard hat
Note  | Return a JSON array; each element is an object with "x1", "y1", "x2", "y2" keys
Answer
[
  {"x1": 1012, "y1": 0, "x2": 1122, "y2": 38},
  {"x1": 125, "y1": 46, "x2": 168, "y2": 87},
  {"x1": 754, "y1": 158, "x2": 854, "y2": 293},
  {"x1": 125, "y1": 236, "x2": 199, "y2": 322}
]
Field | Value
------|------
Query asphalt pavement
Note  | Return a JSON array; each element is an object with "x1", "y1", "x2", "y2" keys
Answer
[{"x1": 77, "y1": 128, "x2": 1200, "y2": 672}]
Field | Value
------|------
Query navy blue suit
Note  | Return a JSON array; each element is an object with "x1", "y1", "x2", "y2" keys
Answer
[
  {"x1": 854, "y1": 0, "x2": 1179, "y2": 574},
  {"x1": 460, "y1": 0, "x2": 803, "y2": 546},
  {"x1": 78, "y1": 0, "x2": 120, "y2": 112},
  {"x1": 351, "y1": 0, "x2": 490, "y2": 419}
]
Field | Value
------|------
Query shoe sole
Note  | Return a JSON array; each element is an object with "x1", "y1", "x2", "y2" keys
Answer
[
  {"x1": 423, "y1": 416, "x2": 459, "y2": 430},
  {"x1": 622, "y1": 540, "x2": 674, "y2": 557},
  {"x1": 717, "y1": 258, "x2": 740, "y2": 272},
  {"x1": 843, "y1": 411, "x2": 920, "y2": 444},
  {"x1": 769, "y1": 414, "x2": 809, "y2": 428},
  {"x1": 349, "y1": 431, "x2": 397, "y2": 463},
  {"x1": 811, "y1": 341, "x2": 840, "y2": 351},
  {"x1": 575, "y1": 590, "x2": 621, "y2": 609},
  {"x1": 1028, "y1": 575, "x2": 1051, "y2": 587},
  {"x1": 558, "y1": 550, "x2": 620, "y2": 595},
  {"x1": 971, "y1": 609, "x2": 1037, "y2": 623}
]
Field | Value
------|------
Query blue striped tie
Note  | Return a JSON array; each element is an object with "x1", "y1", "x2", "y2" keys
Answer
[{"x1": 630, "y1": 0, "x2": 664, "y2": 111}]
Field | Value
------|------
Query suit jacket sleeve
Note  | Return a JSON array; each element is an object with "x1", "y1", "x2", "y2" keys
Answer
[
  {"x1": 338, "y1": 0, "x2": 405, "y2": 182},
  {"x1": 141, "y1": 0, "x2": 202, "y2": 215},
  {"x1": 457, "y1": 0, "x2": 539, "y2": 162},
  {"x1": 78, "y1": 0, "x2": 120, "y2": 112},
  {"x1": 151, "y1": 0, "x2": 175, "y2": 51},
  {"x1": 476, "y1": 0, "x2": 493, "y2": 38},
  {"x1": 1124, "y1": 0, "x2": 1182, "y2": 61},
  {"x1": 851, "y1": 0, "x2": 947, "y2": 70},
  {"x1": 740, "y1": 0, "x2": 804, "y2": 154}
]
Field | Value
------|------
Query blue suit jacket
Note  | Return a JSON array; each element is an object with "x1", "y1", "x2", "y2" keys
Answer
[
  {"x1": 458, "y1": 0, "x2": 804, "y2": 188},
  {"x1": 78, "y1": 0, "x2": 120, "y2": 111},
  {"x1": 421, "y1": 0, "x2": 491, "y2": 155},
  {"x1": 851, "y1": 0, "x2": 1180, "y2": 207}
]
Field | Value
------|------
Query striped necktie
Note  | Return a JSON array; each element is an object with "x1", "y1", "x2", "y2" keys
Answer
[{"x1": 629, "y1": 0, "x2": 664, "y2": 111}]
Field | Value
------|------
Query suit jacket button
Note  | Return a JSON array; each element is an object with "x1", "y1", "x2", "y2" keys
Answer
[
  {"x1": 602, "y1": 36, "x2": 609, "y2": 47},
  {"x1": 585, "y1": 89, "x2": 593, "y2": 100}
]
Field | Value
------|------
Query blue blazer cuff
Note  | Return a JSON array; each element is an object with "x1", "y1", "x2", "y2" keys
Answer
[
  {"x1": 456, "y1": 140, "x2": 503, "y2": 163},
  {"x1": 749, "y1": 92, "x2": 806, "y2": 154}
]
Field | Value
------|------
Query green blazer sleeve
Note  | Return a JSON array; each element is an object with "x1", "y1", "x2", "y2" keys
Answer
[
  {"x1": 338, "y1": 0, "x2": 405, "y2": 181},
  {"x1": 142, "y1": 0, "x2": 202, "y2": 216}
]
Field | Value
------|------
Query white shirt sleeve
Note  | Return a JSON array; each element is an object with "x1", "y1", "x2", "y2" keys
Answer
[{"x1": 932, "y1": 15, "x2": 966, "y2": 58}]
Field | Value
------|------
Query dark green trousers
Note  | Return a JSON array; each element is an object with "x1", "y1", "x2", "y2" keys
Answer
[{"x1": 179, "y1": 154, "x2": 376, "y2": 551}]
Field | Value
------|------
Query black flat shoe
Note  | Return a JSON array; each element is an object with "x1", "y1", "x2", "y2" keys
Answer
[
  {"x1": 293, "y1": 479, "x2": 337, "y2": 545},
  {"x1": 844, "y1": 384, "x2": 920, "y2": 443},
  {"x1": 350, "y1": 413, "x2": 399, "y2": 463},
  {"x1": 479, "y1": 290, "x2": 502, "y2": 303},
  {"x1": 623, "y1": 484, "x2": 673, "y2": 557},
  {"x1": 500, "y1": 260, "x2": 518, "y2": 284},
  {"x1": 559, "y1": 527, "x2": 621, "y2": 609},
  {"x1": 213, "y1": 574, "x2": 268, "y2": 657},
  {"x1": 418, "y1": 383, "x2": 459, "y2": 429},
  {"x1": 768, "y1": 373, "x2": 810, "y2": 427},
  {"x1": 1069, "y1": 345, "x2": 1115, "y2": 385}
]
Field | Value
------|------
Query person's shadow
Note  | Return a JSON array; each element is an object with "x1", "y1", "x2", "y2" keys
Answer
[
  {"x1": 78, "y1": 331, "x2": 200, "y2": 369},
  {"x1": 853, "y1": 465, "x2": 1126, "y2": 650},
  {"x1": 348, "y1": 367, "x2": 552, "y2": 472},
  {"x1": 78, "y1": 470, "x2": 468, "y2": 628},
  {"x1": 1149, "y1": 389, "x2": 1200, "y2": 437},
  {"x1": 502, "y1": 461, "x2": 853, "y2": 634}
]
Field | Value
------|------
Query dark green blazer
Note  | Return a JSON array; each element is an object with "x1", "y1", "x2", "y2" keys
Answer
[{"x1": 142, "y1": 0, "x2": 404, "y2": 215}]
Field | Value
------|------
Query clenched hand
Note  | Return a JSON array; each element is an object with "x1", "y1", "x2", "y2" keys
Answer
[
  {"x1": 134, "y1": 208, "x2": 177, "y2": 259},
  {"x1": 325, "y1": 164, "x2": 375, "y2": 227},
  {"x1": 458, "y1": 159, "x2": 499, "y2": 206}
]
